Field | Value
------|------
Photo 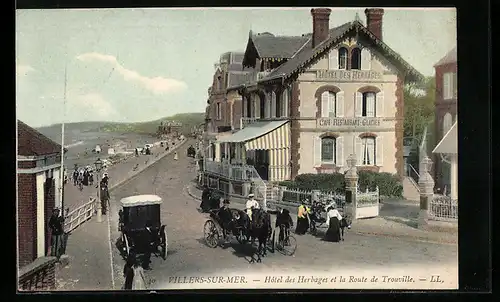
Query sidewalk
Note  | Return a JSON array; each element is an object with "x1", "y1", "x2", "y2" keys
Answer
[
  {"x1": 56, "y1": 139, "x2": 188, "y2": 290},
  {"x1": 186, "y1": 184, "x2": 457, "y2": 245}
]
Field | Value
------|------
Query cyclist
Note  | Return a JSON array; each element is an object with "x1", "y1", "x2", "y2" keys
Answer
[{"x1": 275, "y1": 207, "x2": 293, "y2": 245}]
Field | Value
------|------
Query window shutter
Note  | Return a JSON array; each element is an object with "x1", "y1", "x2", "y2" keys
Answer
[
  {"x1": 321, "y1": 92, "x2": 329, "y2": 117},
  {"x1": 329, "y1": 92, "x2": 336, "y2": 117},
  {"x1": 355, "y1": 92, "x2": 363, "y2": 117},
  {"x1": 453, "y1": 72, "x2": 458, "y2": 98},
  {"x1": 336, "y1": 136, "x2": 344, "y2": 166},
  {"x1": 336, "y1": 91, "x2": 344, "y2": 117},
  {"x1": 375, "y1": 136, "x2": 383, "y2": 166},
  {"x1": 314, "y1": 136, "x2": 322, "y2": 167},
  {"x1": 443, "y1": 73, "x2": 450, "y2": 100},
  {"x1": 355, "y1": 137, "x2": 363, "y2": 165},
  {"x1": 329, "y1": 49, "x2": 339, "y2": 70},
  {"x1": 376, "y1": 91, "x2": 384, "y2": 117},
  {"x1": 361, "y1": 48, "x2": 372, "y2": 70}
]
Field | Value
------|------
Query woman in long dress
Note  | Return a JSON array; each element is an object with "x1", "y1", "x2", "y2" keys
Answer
[
  {"x1": 324, "y1": 205, "x2": 342, "y2": 242},
  {"x1": 132, "y1": 263, "x2": 147, "y2": 290},
  {"x1": 295, "y1": 202, "x2": 310, "y2": 235}
]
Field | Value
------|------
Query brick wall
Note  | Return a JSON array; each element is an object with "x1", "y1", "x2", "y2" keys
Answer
[
  {"x1": 18, "y1": 161, "x2": 36, "y2": 169},
  {"x1": 18, "y1": 256, "x2": 57, "y2": 291},
  {"x1": 17, "y1": 173, "x2": 37, "y2": 267}
]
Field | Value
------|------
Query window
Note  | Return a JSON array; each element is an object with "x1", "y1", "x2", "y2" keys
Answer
[
  {"x1": 442, "y1": 112, "x2": 453, "y2": 135},
  {"x1": 321, "y1": 137, "x2": 336, "y2": 163},
  {"x1": 351, "y1": 48, "x2": 361, "y2": 70},
  {"x1": 321, "y1": 91, "x2": 336, "y2": 118},
  {"x1": 361, "y1": 137, "x2": 376, "y2": 165},
  {"x1": 362, "y1": 92, "x2": 376, "y2": 117},
  {"x1": 217, "y1": 76, "x2": 222, "y2": 90},
  {"x1": 443, "y1": 72, "x2": 457, "y2": 100},
  {"x1": 338, "y1": 47, "x2": 348, "y2": 70},
  {"x1": 216, "y1": 103, "x2": 222, "y2": 120}
]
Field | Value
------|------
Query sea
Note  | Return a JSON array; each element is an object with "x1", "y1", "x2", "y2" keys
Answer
[{"x1": 36, "y1": 127, "x2": 157, "y2": 171}]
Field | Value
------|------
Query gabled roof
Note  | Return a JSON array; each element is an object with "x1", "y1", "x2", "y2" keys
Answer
[
  {"x1": 434, "y1": 46, "x2": 457, "y2": 67},
  {"x1": 251, "y1": 32, "x2": 310, "y2": 59},
  {"x1": 18, "y1": 120, "x2": 62, "y2": 156},
  {"x1": 261, "y1": 21, "x2": 424, "y2": 83}
]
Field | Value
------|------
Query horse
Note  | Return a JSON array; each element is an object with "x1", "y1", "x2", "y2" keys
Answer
[{"x1": 248, "y1": 208, "x2": 272, "y2": 264}]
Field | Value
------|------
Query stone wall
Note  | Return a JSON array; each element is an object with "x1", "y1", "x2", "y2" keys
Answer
[{"x1": 18, "y1": 257, "x2": 58, "y2": 291}]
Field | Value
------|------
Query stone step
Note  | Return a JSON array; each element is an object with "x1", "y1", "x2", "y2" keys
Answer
[{"x1": 402, "y1": 176, "x2": 420, "y2": 201}]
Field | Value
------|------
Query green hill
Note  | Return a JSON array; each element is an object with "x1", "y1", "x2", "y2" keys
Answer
[
  {"x1": 36, "y1": 112, "x2": 205, "y2": 137},
  {"x1": 94, "y1": 112, "x2": 205, "y2": 135}
]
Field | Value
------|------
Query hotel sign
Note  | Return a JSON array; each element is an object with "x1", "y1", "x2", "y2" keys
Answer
[
  {"x1": 317, "y1": 117, "x2": 382, "y2": 128},
  {"x1": 316, "y1": 70, "x2": 383, "y2": 81}
]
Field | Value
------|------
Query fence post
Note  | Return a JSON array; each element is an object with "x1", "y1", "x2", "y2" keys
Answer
[
  {"x1": 418, "y1": 156, "x2": 434, "y2": 229},
  {"x1": 278, "y1": 186, "x2": 286, "y2": 202},
  {"x1": 345, "y1": 154, "x2": 359, "y2": 220}
]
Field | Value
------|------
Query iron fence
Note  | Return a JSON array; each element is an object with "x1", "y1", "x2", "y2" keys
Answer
[{"x1": 429, "y1": 195, "x2": 458, "y2": 221}]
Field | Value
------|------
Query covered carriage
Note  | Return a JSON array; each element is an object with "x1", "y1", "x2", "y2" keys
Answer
[{"x1": 118, "y1": 194, "x2": 168, "y2": 260}]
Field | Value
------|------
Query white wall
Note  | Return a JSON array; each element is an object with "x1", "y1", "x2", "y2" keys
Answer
[{"x1": 36, "y1": 172, "x2": 46, "y2": 257}]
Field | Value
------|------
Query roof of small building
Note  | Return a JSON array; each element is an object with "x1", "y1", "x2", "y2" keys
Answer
[
  {"x1": 18, "y1": 120, "x2": 63, "y2": 156},
  {"x1": 434, "y1": 46, "x2": 457, "y2": 67},
  {"x1": 227, "y1": 71, "x2": 254, "y2": 90}
]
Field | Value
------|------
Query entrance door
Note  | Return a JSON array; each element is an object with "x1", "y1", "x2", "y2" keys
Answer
[{"x1": 255, "y1": 150, "x2": 270, "y2": 181}]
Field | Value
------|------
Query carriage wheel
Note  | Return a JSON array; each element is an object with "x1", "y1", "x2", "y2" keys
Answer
[
  {"x1": 236, "y1": 229, "x2": 248, "y2": 244},
  {"x1": 122, "y1": 234, "x2": 130, "y2": 258},
  {"x1": 204, "y1": 220, "x2": 220, "y2": 248},
  {"x1": 278, "y1": 234, "x2": 297, "y2": 256},
  {"x1": 159, "y1": 225, "x2": 168, "y2": 260}
]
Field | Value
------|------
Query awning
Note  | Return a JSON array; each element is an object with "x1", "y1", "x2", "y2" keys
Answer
[
  {"x1": 433, "y1": 121, "x2": 457, "y2": 154},
  {"x1": 217, "y1": 120, "x2": 290, "y2": 150}
]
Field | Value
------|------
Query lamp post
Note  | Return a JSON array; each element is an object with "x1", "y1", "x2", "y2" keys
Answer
[{"x1": 95, "y1": 158, "x2": 103, "y2": 223}]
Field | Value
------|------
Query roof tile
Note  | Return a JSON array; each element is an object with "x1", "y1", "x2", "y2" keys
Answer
[{"x1": 18, "y1": 120, "x2": 62, "y2": 156}]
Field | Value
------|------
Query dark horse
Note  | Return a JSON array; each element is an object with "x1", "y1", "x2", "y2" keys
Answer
[{"x1": 248, "y1": 208, "x2": 272, "y2": 263}]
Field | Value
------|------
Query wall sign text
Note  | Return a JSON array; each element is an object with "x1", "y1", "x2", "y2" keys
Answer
[{"x1": 316, "y1": 70, "x2": 383, "y2": 81}]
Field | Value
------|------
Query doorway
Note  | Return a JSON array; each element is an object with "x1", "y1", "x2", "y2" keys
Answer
[{"x1": 255, "y1": 150, "x2": 270, "y2": 181}]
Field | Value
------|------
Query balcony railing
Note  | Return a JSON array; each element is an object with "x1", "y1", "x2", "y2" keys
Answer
[{"x1": 257, "y1": 71, "x2": 270, "y2": 80}]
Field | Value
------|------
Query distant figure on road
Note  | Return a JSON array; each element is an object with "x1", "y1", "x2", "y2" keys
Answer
[
  {"x1": 174, "y1": 151, "x2": 178, "y2": 160},
  {"x1": 200, "y1": 185, "x2": 211, "y2": 212},
  {"x1": 48, "y1": 208, "x2": 64, "y2": 259}
]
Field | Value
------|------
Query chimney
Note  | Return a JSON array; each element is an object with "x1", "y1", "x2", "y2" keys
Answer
[
  {"x1": 311, "y1": 8, "x2": 331, "y2": 48},
  {"x1": 365, "y1": 8, "x2": 384, "y2": 40}
]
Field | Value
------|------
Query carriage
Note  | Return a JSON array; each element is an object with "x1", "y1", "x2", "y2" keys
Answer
[
  {"x1": 203, "y1": 208, "x2": 252, "y2": 248},
  {"x1": 118, "y1": 195, "x2": 168, "y2": 260}
]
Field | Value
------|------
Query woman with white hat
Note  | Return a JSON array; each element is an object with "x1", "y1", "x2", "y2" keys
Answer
[{"x1": 245, "y1": 193, "x2": 259, "y2": 220}]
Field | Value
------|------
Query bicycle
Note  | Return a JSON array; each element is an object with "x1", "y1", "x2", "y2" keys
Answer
[{"x1": 276, "y1": 224, "x2": 297, "y2": 256}]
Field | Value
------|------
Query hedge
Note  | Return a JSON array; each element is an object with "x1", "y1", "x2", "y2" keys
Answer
[{"x1": 279, "y1": 171, "x2": 403, "y2": 197}]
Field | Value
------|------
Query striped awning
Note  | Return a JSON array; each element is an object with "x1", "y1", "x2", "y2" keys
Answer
[
  {"x1": 245, "y1": 121, "x2": 290, "y2": 150},
  {"x1": 217, "y1": 120, "x2": 290, "y2": 150}
]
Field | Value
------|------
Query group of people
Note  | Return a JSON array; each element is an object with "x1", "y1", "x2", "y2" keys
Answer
[
  {"x1": 295, "y1": 200, "x2": 348, "y2": 242},
  {"x1": 72, "y1": 165, "x2": 95, "y2": 189}
]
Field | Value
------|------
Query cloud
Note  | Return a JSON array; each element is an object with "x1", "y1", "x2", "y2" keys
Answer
[
  {"x1": 76, "y1": 52, "x2": 188, "y2": 94},
  {"x1": 16, "y1": 64, "x2": 35, "y2": 77}
]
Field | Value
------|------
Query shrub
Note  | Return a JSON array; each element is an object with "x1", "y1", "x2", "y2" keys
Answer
[{"x1": 279, "y1": 171, "x2": 402, "y2": 197}]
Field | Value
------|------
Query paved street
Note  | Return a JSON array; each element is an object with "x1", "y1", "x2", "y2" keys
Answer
[{"x1": 108, "y1": 143, "x2": 458, "y2": 290}]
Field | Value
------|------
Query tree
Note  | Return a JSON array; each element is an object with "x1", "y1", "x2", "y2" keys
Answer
[{"x1": 404, "y1": 76, "x2": 436, "y2": 145}]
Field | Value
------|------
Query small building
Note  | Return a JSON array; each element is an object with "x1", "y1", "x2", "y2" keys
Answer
[
  {"x1": 17, "y1": 120, "x2": 63, "y2": 267},
  {"x1": 211, "y1": 8, "x2": 424, "y2": 182},
  {"x1": 433, "y1": 46, "x2": 457, "y2": 192}
]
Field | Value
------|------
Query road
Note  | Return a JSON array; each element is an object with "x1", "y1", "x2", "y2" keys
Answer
[{"x1": 107, "y1": 142, "x2": 458, "y2": 290}]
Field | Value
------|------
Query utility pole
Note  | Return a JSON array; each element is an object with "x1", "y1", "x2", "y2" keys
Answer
[{"x1": 60, "y1": 62, "x2": 67, "y2": 219}]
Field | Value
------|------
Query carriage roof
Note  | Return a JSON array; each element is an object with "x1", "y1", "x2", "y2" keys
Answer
[{"x1": 120, "y1": 194, "x2": 162, "y2": 207}]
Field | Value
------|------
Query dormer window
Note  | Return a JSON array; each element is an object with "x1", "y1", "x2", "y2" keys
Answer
[
  {"x1": 351, "y1": 48, "x2": 361, "y2": 70},
  {"x1": 338, "y1": 47, "x2": 348, "y2": 70}
]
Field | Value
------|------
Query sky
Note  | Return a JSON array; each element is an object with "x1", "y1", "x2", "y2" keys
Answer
[{"x1": 16, "y1": 7, "x2": 456, "y2": 127}]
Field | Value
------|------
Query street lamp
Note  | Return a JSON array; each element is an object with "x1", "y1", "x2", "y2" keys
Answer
[{"x1": 95, "y1": 158, "x2": 103, "y2": 222}]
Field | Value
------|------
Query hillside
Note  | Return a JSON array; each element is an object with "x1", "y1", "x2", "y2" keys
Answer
[
  {"x1": 36, "y1": 112, "x2": 205, "y2": 137},
  {"x1": 96, "y1": 112, "x2": 205, "y2": 135}
]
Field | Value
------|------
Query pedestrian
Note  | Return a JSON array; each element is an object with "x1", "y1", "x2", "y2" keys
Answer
[
  {"x1": 324, "y1": 205, "x2": 342, "y2": 242},
  {"x1": 295, "y1": 201, "x2": 310, "y2": 235},
  {"x1": 275, "y1": 207, "x2": 294, "y2": 244},
  {"x1": 133, "y1": 259, "x2": 147, "y2": 290},
  {"x1": 174, "y1": 151, "x2": 178, "y2": 160},
  {"x1": 123, "y1": 253, "x2": 135, "y2": 290},
  {"x1": 200, "y1": 185, "x2": 211, "y2": 212},
  {"x1": 100, "y1": 181, "x2": 110, "y2": 215},
  {"x1": 48, "y1": 208, "x2": 64, "y2": 259}
]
